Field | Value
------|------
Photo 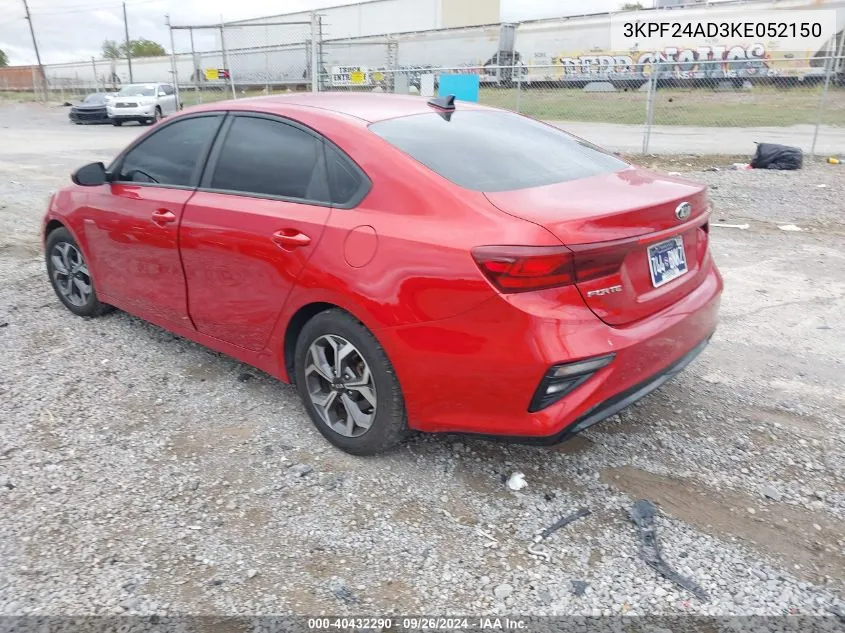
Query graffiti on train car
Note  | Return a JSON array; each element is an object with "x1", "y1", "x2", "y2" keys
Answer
[{"x1": 528, "y1": 43, "x2": 825, "y2": 80}]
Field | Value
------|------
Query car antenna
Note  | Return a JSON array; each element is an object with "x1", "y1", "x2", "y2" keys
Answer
[
  {"x1": 427, "y1": 94, "x2": 456, "y2": 110},
  {"x1": 427, "y1": 94, "x2": 456, "y2": 121}
]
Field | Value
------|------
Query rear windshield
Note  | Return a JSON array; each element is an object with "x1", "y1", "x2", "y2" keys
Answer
[{"x1": 369, "y1": 110, "x2": 628, "y2": 192}]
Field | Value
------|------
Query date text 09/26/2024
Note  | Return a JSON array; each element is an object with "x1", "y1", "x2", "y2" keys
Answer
[{"x1": 307, "y1": 617, "x2": 528, "y2": 630}]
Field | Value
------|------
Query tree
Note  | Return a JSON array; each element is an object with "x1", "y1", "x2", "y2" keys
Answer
[
  {"x1": 0, "y1": 48, "x2": 9, "y2": 67},
  {"x1": 125, "y1": 39, "x2": 166, "y2": 58},
  {"x1": 102, "y1": 38, "x2": 166, "y2": 60},
  {"x1": 621, "y1": 2, "x2": 644, "y2": 9},
  {"x1": 102, "y1": 40, "x2": 122, "y2": 60}
]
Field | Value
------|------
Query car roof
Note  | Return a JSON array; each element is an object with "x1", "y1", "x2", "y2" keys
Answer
[{"x1": 195, "y1": 92, "x2": 494, "y2": 123}]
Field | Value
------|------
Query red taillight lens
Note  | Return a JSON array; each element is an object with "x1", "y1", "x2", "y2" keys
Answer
[
  {"x1": 471, "y1": 246, "x2": 575, "y2": 293},
  {"x1": 571, "y1": 247, "x2": 629, "y2": 282},
  {"x1": 568, "y1": 238, "x2": 637, "y2": 283}
]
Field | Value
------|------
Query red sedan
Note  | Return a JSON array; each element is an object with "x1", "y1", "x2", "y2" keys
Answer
[{"x1": 42, "y1": 93, "x2": 722, "y2": 455}]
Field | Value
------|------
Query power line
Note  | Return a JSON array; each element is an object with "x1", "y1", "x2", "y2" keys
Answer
[{"x1": 23, "y1": 0, "x2": 160, "y2": 17}]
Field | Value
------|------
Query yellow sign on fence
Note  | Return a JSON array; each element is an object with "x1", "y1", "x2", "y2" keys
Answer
[
  {"x1": 350, "y1": 71, "x2": 366, "y2": 85},
  {"x1": 204, "y1": 68, "x2": 219, "y2": 81}
]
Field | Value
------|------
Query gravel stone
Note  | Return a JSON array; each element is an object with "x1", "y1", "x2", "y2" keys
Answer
[
  {"x1": 288, "y1": 463, "x2": 313, "y2": 477},
  {"x1": 759, "y1": 485, "x2": 783, "y2": 502},
  {"x1": 571, "y1": 580, "x2": 588, "y2": 597},
  {"x1": 493, "y1": 584, "x2": 514, "y2": 600}
]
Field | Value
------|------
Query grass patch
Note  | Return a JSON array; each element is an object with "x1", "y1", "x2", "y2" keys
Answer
[
  {"x1": 4, "y1": 84, "x2": 843, "y2": 127},
  {"x1": 479, "y1": 85, "x2": 845, "y2": 127}
]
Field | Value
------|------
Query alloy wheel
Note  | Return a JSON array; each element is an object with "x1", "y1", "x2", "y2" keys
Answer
[
  {"x1": 304, "y1": 334, "x2": 377, "y2": 438},
  {"x1": 50, "y1": 242, "x2": 92, "y2": 307}
]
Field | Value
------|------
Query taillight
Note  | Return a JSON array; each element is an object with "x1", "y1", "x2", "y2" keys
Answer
[
  {"x1": 471, "y1": 245, "x2": 575, "y2": 293},
  {"x1": 571, "y1": 245, "x2": 630, "y2": 282}
]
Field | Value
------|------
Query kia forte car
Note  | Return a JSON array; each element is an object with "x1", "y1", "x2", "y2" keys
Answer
[{"x1": 43, "y1": 93, "x2": 722, "y2": 455}]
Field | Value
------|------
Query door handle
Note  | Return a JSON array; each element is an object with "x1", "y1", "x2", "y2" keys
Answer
[
  {"x1": 151, "y1": 209, "x2": 176, "y2": 225},
  {"x1": 272, "y1": 230, "x2": 311, "y2": 250}
]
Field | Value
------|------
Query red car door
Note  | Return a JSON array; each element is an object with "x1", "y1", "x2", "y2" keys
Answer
[
  {"x1": 82, "y1": 113, "x2": 224, "y2": 326},
  {"x1": 179, "y1": 114, "x2": 333, "y2": 350}
]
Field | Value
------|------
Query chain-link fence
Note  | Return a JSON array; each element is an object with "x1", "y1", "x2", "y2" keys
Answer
[
  {"x1": 167, "y1": 16, "x2": 320, "y2": 107},
  {"x1": 335, "y1": 56, "x2": 842, "y2": 155},
  {"x1": 7, "y1": 4, "x2": 839, "y2": 156}
]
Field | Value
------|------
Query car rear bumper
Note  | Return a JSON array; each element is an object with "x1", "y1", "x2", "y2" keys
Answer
[
  {"x1": 380, "y1": 258, "x2": 723, "y2": 439},
  {"x1": 475, "y1": 333, "x2": 713, "y2": 445}
]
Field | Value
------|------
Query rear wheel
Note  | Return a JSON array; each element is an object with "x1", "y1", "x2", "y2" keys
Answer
[
  {"x1": 45, "y1": 227, "x2": 112, "y2": 318},
  {"x1": 111, "y1": 119, "x2": 122, "y2": 126},
  {"x1": 294, "y1": 309, "x2": 408, "y2": 455}
]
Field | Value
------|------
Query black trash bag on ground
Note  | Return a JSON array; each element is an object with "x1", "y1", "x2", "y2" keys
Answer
[{"x1": 751, "y1": 142, "x2": 803, "y2": 170}]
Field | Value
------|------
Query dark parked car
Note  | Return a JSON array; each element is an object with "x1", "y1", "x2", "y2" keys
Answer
[{"x1": 69, "y1": 93, "x2": 113, "y2": 124}]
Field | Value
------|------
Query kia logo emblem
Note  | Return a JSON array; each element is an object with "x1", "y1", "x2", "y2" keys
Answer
[{"x1": 675, "y1": 202, "x2": 692, "y2": 220}]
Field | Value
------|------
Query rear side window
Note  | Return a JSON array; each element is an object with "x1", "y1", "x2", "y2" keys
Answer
[
  {"x1": 369, "y1": 110, "x2": 628, "y2": 192},
  {"x1": 117, "y1": 115, "x2": 220, "y2": 186},
  {"x1": 209, "y1": 116, "x2": 330, "y2": 203},
  {"x1": 325, "y1": 145, "x2": 367, "y2": 207}
]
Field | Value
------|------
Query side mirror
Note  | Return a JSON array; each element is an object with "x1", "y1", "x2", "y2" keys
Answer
[{"x1": 72, "y1": 162, "x2": 109, "y2": 187}]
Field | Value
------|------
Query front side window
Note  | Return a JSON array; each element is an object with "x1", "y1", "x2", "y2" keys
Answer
[
  {"x1": 369, "y1": 110, "x2": 628, "y2": 192},
  {"x1": 209, "y1": 116, "x2": 329, "y2": 203},
  {"x1": 117, "y1": 116, "x2": 220, "y2": 186}
]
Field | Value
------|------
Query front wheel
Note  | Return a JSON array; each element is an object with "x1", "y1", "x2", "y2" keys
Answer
[
  {"x1": 111, "y1": 119, "x2": 123, "y2": 126},
  {"x1": 45, "y1": 227, "x2": 112, "y2": 318},
  {"x1": 294, "y1": 309, "x2": 408, "y2": 455}
]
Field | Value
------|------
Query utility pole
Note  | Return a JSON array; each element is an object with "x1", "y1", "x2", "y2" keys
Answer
[
  {"x1": 123, "y1": 1, "x2": 134, "y2": 82},
  {"x1": 21, "y1": 0, "x2": 47, "y2": 98}
]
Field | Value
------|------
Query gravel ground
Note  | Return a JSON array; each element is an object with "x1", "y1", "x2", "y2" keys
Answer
[{"x1": 0, "y1": 102, "x2": 844, "y2": 619}]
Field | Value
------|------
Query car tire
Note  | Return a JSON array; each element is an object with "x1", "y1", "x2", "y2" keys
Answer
[
  {"x1": 294, "y1": 309, "x2": 408, "y2": 456},
  {"x1": 111, "y1": 120, "x2": 122, "y2": 126},
  {"x1": 45, "y1": 227, "x2": 112, "y2": 318}
]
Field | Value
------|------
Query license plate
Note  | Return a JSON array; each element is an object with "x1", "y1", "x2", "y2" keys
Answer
[{"x1": 647, "y1": 236, "x2": 688, "y2": 288}]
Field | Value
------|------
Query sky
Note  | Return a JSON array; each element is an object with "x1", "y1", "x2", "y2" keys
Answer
[{"x1": 0, "y1": 0, "x2": 626, "y2": 64}]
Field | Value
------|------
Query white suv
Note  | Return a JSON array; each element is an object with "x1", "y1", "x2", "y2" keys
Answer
[{"x1": 107, "y1": 83, "x2": 179, "y2": 126}]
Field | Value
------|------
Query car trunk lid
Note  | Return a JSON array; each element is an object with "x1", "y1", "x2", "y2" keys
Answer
[{"x1": 484, "y1": 168, "x2": 712, "y2": 326}]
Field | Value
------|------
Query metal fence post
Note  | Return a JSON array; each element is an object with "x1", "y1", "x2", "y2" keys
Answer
[
  {"x1": 642, "y1": 62, "x2": 657, "y2": 154},
  {"x1": 811, "y1": 43, "x2": 836, "y2": 157},
  {"x1": 166, "y1": 15, "x2": 181, "y2": 109},
  {"x1": 189, "y1": 27, "x2": 201, "y2": 104},
  {"x1": 220, "y1": 23, "x2": 236, "y2": 99},
  {"x1": 310, "y1": 12, "x2": 320, "y2": 92}
]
